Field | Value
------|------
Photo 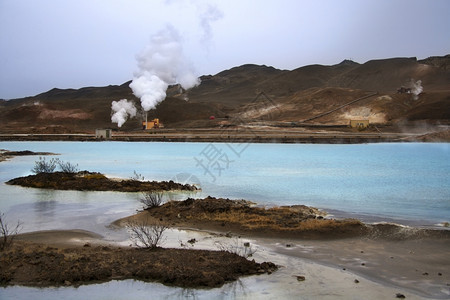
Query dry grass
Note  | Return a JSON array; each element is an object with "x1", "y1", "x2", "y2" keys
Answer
[
  {"x1": 142, "y1": 197, "x2": 367, "y2": 238},
  {"x1": 81, "y1": 173, "x2": 107, "y2": 180},
  {"x1": 181, "y1": 206, "x2": 362, "y2": 232}
]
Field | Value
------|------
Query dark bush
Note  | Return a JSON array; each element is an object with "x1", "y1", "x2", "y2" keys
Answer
[{"x1": 31, "y1": 157, "x2": 58, "y2": 174}]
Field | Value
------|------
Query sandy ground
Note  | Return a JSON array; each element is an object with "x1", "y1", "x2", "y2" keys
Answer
[{"x1": 10, "y1": 226, "x2": 450, "y2": 299}]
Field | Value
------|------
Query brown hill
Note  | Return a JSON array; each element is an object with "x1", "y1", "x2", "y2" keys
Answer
[{"x1": 0, "y1": 55, "x2": 449, "y2": 133}]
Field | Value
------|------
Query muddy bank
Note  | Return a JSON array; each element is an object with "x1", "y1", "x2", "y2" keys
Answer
[
  {"x1": 114, "y1": 196, "x2": 370, "y2": 239},
  {"x1": 6, "y1": 171, "x2": 197, "y2": 192},
  {"x1": 0, "y1": 240, "x2": 276, "y2": 288},
  {"x1": 115, "y1": 197, "x2": 450, "y2": 240},
  {"x1": 112, "y1": 197, "x2": 450, "y2": 298},
  {"x1": 0, "y1": 149, "x2": 55, "y2": 162}
]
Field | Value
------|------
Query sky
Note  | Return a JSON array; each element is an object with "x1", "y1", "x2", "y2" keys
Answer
[{"x1": 0, "y1": 0, "x2": 449, "y2": 100}]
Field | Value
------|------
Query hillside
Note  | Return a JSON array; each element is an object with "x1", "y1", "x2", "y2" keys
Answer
[{"x1": 0, "y1": 55, "x2": 449, "y2": 134}]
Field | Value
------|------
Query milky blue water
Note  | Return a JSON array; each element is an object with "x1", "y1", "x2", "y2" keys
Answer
[
  {"x1": 0, "y1": 141, "x2": 449, "y2": 299},
  {"x1": 1, "y1": 141, "x2": 449, "y2": 229}
]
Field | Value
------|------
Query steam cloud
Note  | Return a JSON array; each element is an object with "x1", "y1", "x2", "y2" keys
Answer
[
  {"x1": 199, "y1": 3, "x2": 224, "y2": 46},
  {"x1": 111, "y1": 2, "x2": 221, "y2": 127},
  {"x1": 111, "y1": 99, "x2": 137, "y2": 127},
  {"x1": 129, "y1": 25, "x2": 200, "y2": 112},
  {"x1": 410, "y1": 79, "x2": 423, "y2": 100}
]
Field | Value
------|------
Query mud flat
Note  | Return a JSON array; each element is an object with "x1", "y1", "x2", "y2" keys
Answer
[{"x1": 114, "y1": 197, "x2": 450, "y2": 299}]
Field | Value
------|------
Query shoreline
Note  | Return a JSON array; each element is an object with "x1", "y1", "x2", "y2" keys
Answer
[
  {"x1": 7, "y1": 223, "x2": 450, "y2": 299},
  {"x1": 109, "y1": 198, "x2": 450, "y2": 299},
  {"x1": 1, "y1": 128, "x2": 449, "y2": 143}
]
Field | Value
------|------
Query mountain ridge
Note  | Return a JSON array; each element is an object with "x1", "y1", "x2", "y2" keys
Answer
[{"x1": 1, "y1": 55, "x2": 449, "y2": 133}]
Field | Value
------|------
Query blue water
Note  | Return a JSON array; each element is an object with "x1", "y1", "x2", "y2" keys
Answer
[
  {"x1": 0, "y1": 141, "x2": 449, "y2": 229},
  {"x1": 0, "y1": 141, "x2": 449, "y2": 299}
]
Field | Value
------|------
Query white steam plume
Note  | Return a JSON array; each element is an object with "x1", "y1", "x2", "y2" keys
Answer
[
  {"x1": 410, "y1": 79, "x2": 423, "y2": 100},
  {"x1": 111, "y1": 99, "x2": 137, "y2": 127},
  {"x1": 199, "y1": 3, "x2": 224, "y2": 46},
  {"x1": 129, "y1": 25, "x2": 200, "y2": 112}
]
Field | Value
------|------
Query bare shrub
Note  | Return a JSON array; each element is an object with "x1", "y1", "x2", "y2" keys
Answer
[
  {"x1": 31, "y1": 157, "x2": 58, "y2": 174},
  {"x1": 0, "y1": 211, "x2": 22, "y2": 251},
  {"x1": 58, "y1": 160, "x2": 79, "y2": 173},
  {"x1": 126, "y1": 219, "x2": 167, "y2": 249},
  {"x1": 140, "y1": 192, "x2": 164, "y2": 209},
  {"x1": 130, "y1": 170, "x2": 145, "y2": 181},
  {"x1": 215, "y1": 237, "x2": 257, "y2": 258}
]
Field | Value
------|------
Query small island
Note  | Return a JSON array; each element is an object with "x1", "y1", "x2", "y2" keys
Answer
[{"x1": 6, "y1": 171, "x2": 197, "y2": 192}]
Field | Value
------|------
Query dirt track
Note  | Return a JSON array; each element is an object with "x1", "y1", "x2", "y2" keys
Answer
[{"x1": 0, "y1": 127, "x2": 436, "y2": 143}]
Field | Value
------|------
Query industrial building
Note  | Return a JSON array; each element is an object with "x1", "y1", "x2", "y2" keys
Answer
[
  {"x1": 95, "y1": 129, "x2": 112, "y2": 139},
  {"x1": 349, "y1": 119, "x2": 369, "y2": 130},
  {"x1": 142, "y1": 118, "x2": 160, "y2": 130}
]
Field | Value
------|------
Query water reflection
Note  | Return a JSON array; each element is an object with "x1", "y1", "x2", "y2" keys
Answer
[{"x1": 34, "y1": 190, "x2": 57, "y2": 218}]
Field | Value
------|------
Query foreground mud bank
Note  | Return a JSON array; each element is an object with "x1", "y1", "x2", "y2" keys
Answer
[{"x1": 0, "y1": 240, "x2": 276, "y2": 288}]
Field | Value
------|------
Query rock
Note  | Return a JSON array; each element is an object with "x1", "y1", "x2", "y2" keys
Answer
[
  {"x1": 295, "y1": 275, "x2": 306, "y2": 281},
  {"x1": 187, "y1": 238, "x2": 197, "y2": 244},
  {"x1": 396, "y1": 293, "x2": 406, "y2": 298},
  {"x1": 354, "y1": 279, "x2": 359, "y2": 283},
  {"x1": 64, "y1": 280, "x2": 72, "y2": 286}
]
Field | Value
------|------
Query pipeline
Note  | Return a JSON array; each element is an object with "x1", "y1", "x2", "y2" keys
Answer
[{"x1": 301, "y1": 91, "x2": 378, "y2": 123}]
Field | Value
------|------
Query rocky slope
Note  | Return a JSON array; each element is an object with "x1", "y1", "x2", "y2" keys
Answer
[{"x1": 1, "y1": 55, "x2": 449, "y2": 133}]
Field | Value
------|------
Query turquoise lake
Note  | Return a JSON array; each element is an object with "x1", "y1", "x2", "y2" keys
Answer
[{"x1": 0, "y1": 141, "x2": 449, "y2": 229}]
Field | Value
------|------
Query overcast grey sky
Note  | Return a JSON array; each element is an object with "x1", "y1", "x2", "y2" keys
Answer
[{"x1": 1, "y1": 0, "x2": 449, "y2": 99}]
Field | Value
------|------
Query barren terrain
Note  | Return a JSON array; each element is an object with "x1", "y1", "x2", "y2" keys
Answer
[{"x1": 1, "y1": 55, "x2": 449, "y2": 140}]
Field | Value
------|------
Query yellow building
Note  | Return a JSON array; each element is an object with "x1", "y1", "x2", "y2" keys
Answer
[
  {"x1": 142, "y1": 118, "x2": 160, "y2": 129},
  {"x1": 349, "y1": 119, "x2": 369, "y2": 130}
]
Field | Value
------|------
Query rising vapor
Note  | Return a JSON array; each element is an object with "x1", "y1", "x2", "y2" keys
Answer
[
  {"x1": 129, "y1": 25, "x2": 200, "y2": 112},
  {"x1": 410, "y1": 79, "x2": 423, "y2": 100},
  {"x1": 111, "y1": 99, "x2": 137, "y2": 127},
  {"x1": 198, "y1": 3, "x2": 224, "y2": 46}
]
